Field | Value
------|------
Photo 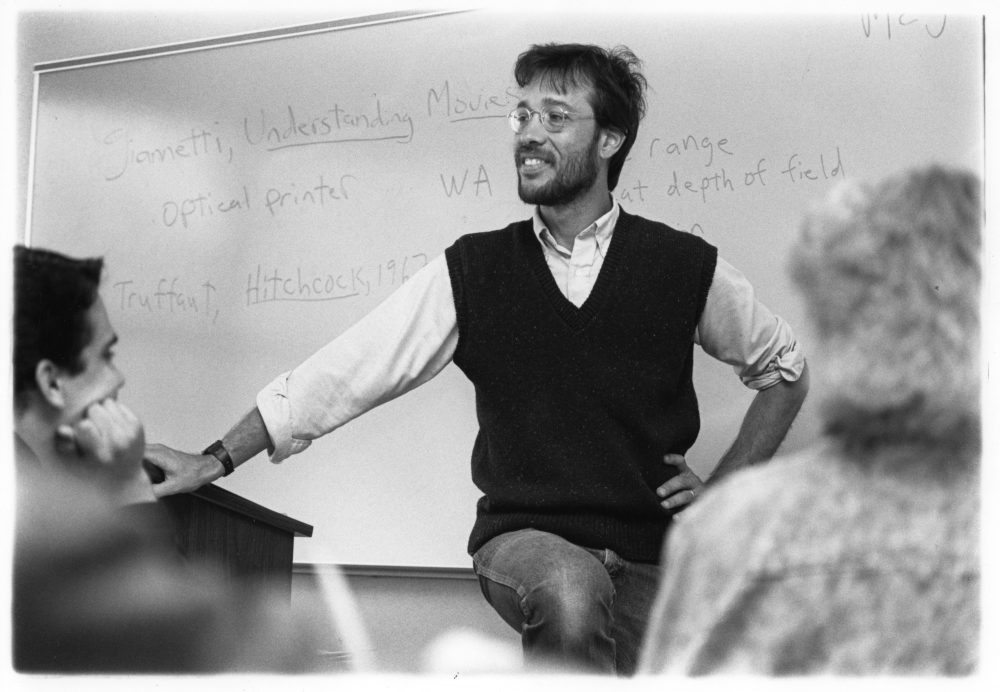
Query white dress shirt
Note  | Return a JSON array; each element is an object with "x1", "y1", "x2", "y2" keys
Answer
[{"x1": 257, "y1": 200, "x2": 805, "y2": 463}]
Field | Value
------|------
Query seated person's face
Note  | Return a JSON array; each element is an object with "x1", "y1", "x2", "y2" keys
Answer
[{"x1": 57, "y1": 297, "x2": 124, "y2": 424}]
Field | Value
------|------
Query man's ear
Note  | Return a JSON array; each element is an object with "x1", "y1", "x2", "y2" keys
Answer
[
  {"x1": 598, "y1": 127, "x2": 626, "y2": 161},
  {"x1": 34, "y1": 359, "x2": 67, "y2": 409}
]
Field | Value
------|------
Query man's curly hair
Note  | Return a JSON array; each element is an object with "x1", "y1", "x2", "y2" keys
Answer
[{"x1": 514, "y1": 43, "x2": 648, "y2": 191}]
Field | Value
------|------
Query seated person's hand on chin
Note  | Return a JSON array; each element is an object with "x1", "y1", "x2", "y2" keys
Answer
[{"x1": 55, "y1": 398, "x2": 153, "y2": 505}]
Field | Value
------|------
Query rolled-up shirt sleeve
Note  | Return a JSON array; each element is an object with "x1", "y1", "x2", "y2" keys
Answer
[
  {"x1": 256, "y1": 254, "x2": 458, "y2": 464},
  {"x1": 695, "y1": 256, "x2": 805, "y2": 390},
  {"x1": 255, "y1": 371, "x2": 311, "y2": 463}
]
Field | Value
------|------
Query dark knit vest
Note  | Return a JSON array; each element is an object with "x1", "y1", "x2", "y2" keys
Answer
[{"x1": 445, "y1": 210, "x2": 718, "y2": 563}]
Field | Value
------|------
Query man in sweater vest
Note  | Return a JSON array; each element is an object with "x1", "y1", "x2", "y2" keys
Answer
[{"x1": 147, "y1": 43, "x2": 810, "y2": 675}]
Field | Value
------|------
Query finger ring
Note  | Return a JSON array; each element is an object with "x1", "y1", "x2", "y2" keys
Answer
[{"x1": 689, "y1": 489, "x2": 697, "y2": 499}]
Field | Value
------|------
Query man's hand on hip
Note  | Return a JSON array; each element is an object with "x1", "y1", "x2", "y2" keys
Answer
[{"x1": 656, "y1": 454, "x2": 705, "y2": 513}]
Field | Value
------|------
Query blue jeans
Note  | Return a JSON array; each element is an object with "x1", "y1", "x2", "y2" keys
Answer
[{"x1": 472, "y1": 528, "x2": 663, "y2": 676}]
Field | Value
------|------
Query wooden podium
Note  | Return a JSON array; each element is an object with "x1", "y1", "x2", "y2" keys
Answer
[{"x1": 160, "y1": 484, "x2": 313, "y2": 599}]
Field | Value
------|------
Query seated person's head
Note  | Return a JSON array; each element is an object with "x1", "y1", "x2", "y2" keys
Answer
[
  {"x1": 13, "y1": 245, "x2": 127, "y2": 468},
  {"x1": 789, "y1": 165, "x2": 980, "y2": 454}
]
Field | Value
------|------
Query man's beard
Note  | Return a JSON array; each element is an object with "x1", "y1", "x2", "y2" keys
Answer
[{"x1": 516, "y1": 135, "x2": 602, "y2": 206}]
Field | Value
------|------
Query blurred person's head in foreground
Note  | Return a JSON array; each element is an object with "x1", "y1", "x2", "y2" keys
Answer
[{"x1": 789, "y1": 165, "x2": 980, "y2": 463}]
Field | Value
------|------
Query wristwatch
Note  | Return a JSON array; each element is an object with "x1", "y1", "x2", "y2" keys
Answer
[{"x1": 202, "y1": 439, "x2": 235, "y2": 477}]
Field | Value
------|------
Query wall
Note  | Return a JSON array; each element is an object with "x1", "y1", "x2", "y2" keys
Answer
[{"x1": 293, "y1": 567, "x2": 519, "y2": 673}]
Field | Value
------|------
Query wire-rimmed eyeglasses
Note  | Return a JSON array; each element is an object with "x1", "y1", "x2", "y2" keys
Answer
[{"x1": 507, "y1": 106, "x2": 595, "y2": 134}]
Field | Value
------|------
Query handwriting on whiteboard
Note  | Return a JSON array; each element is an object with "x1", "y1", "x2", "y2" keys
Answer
[
  {"x1": 105, "y1": 252, "x2": 431, "y2": 322},
  {"x1": 426, "y1": 80, "x2": 517, "y2": 123},
  {"x1": 156, "y1": 174, "x2": 358, "y2": 229},
  {"x1": 98, "y1": 125, "x2": 235, "y2": 182},
  {"x1": 243, "y1": 98, "x2": 414, "y2": 151},
  {"x1": 861, "y1": 15, "x2": 947, "y2": 40},
  {"x1": 245, "y1": 254, "x2": 430, "y2": 305},
  {"x1": 620, "y1": 137, "x2": 848, "y2": 235},
  {"x1": 111, "y1": 277, "x2": 220, "y2": 324}
]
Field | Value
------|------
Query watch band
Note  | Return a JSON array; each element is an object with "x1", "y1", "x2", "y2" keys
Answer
[{"x1": 202, "y1": 439, "x2": 235, "y2": 477}]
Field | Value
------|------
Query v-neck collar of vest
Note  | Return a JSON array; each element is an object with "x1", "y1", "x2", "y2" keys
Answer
[{"x1": 518, "y1": 210, "x2": 632, "y2": 332}]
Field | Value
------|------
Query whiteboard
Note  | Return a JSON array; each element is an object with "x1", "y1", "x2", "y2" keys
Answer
[{"x1": 28, "y1": 10, "x2": 984, "y2": 568}]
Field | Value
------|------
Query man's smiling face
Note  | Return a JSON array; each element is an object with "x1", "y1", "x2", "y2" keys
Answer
[{"x1": 513, "y1": 79, "x2": 603, "y2": 207}]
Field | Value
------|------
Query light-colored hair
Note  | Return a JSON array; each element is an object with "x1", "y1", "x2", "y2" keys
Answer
[{"x1": 789, "y1": 165, "x2": 981, "y2": 452}]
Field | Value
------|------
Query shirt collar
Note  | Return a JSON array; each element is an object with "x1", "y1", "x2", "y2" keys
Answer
[{"x1": 532, "y1": 197, "x2": 620, "y2": 256}]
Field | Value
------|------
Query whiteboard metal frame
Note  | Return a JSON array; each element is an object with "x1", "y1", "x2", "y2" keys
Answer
[{"x1": 32, "y1": 10, "x2": 466, "y2": 73}]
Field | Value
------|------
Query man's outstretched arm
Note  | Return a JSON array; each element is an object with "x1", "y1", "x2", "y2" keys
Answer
[
  {"x1": 145, "y1": 407, "x2": 270, "y2": 497},
  {"x1": 144, "y1": 256, "x2": 459, "y2": 498}
]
